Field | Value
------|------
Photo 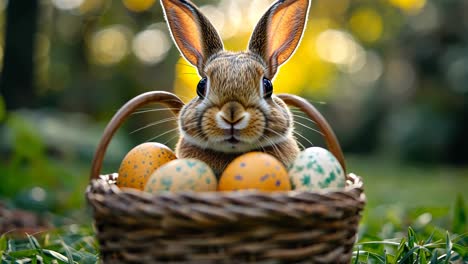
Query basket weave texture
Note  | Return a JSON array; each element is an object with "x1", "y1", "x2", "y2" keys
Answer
[{"x1": 86, "y1": 92, "x2": 366, "y2": 263}]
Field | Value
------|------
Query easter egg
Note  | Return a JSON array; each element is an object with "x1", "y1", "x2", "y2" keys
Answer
[
  {"x1": 117, "y1": 142, "x2": 176, "y2": 190},
  {"x1": 218, "y1": 152, "x2": 291, "y2": 191},
  {"x1": 144, "y1": 159, "x2": 217, "y2": 193},
  {"x1": 289, "y1": 147, "x2": 345, "y2": 190}
]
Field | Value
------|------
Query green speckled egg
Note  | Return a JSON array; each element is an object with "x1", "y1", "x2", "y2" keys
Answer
[
  {"x1": 289, "y1": 147, "x2": 345, "y2": 190},
  {"x1": 144, "y1": 159, "x2": 217, "y2": 193}
]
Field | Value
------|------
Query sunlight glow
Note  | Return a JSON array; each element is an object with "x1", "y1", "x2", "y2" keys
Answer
[
  {"x1": 51, "y1": 0, "x2": 84, "y2": 10},
  {"x1": 132, "y1": 28, "x2": 171, "y2": 65},
  {"x1": 389, "y1": 0, "x2": 426, "y2": 14},
  {"x1": 90, "y1": 26, "x2": 130, "y2": 66},
  {"x1": 31, "y1": 187, "x2": 46, "y2": 202},
  {"x1": 174, "y1": 58, "x2": 199, "y2": 102},
  {"x1": 349, "y1": 51, "x2": 383, "y2": 86},
  {"x1": 200, "y1": 5, "x2": 225, "y2": 36},
  {"x1": 349, "y1": 8, "x2": 383, "y2": 43},
  {"x1": 248, "y1": 0, "x2": 272, "y2": 30},
  {"x1": 0, "y1": 0, "x2": 7, "y2": 12},
  {"x1": 218, "y1": 0, "x2": 242, "y2": 39},
  {"x1": 316, "y1": 30, "x2": 364, "y2": 69},
  {"x1": 122, "y1": 0, "x2": 156, "y2": 12},
  {"x1": 78, "y1": 0, "x2": 105, "y2": 14}
]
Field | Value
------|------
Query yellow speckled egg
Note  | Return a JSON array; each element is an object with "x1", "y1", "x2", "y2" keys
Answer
[
  {"x1": 289, "y1": 147, "x2": 346, "y2": 191},
  {"x1": 144, "y1": 159, "x2": 217, "y2": 193},
  {"x1": 117, "y1": 142, "x2": 176, "y2": 190},
  {"x1": 218, "y1": 152, "x2": 291, "y2": 192}
]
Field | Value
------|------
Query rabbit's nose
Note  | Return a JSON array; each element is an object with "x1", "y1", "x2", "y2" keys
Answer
[{"x1": 216, "y1": 102, "x2": 250, "y2": 130}]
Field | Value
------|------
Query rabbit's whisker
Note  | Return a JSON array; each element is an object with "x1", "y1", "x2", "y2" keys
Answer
[
  {"x1": 263, "y1": 128, "x2": 288, "y2": 154},
  {"x1": 163, "y1": 133, "x2": 180, "y2": 146},
  {"x1": 264, "y1": 127, "x2": 287, "y2": 141},
  {"x1": 146, "y1": 127, "x2": 180, "y2": 142},
  {"x1": 130, "y1": 117, "x2": 178, "y2": 134},
  {"x1": 133, "y1": 108, "x2": 181, "y2": 115},
  {"x1": 290, "y1": 113, "x2": 317, "y2": 124},
  {"x1": 293, "y1": 121, "x2": 323, "y2": 136},
  {"x1": 261, "y1": 135, "x2": 282, "y2": 159},
  {"x1": 291, "y1": 130, "x2": 310, "y2": 150}
]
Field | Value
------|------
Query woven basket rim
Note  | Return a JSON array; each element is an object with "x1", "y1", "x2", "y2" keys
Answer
[{"x1": 88, "y1": 173, "x2": 364, "y2": 200}]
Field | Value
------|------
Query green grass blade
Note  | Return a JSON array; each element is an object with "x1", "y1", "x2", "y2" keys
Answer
[
  {"x1": 42, "y1": 249, "x2": 72, "y2": 263},
  {"x1": 7, "y1": 239, "x2": 16, "y2": 252},
  {"x1": 60, "y1": 240, "x2": 74, "y2": 264},
  {"x1": 407, "y1": 227, "x2": 416, "y2": 249},
  {"x1": 452, "y1": 243, "x2": 467, "y2": 257},
  {"x1": 399, "y1": 246, "x2": 421, "y2": 263},
  {"x1": 358, "y1": 241, "x2": 401, "y2": 246},
  {"x1": 0, "y1": 234, "x2": 6, "y2": 254},
  {"x1": 395, "y1": 237, "x2": 408, "y2": 261},
  {"x1": 424, "y1": 231, "x2": 435, "y2": 245},
  {"x1": 360, "y1": 250, "x2": 386, "y2": 263},
  {"x1": 418, "y1": 247, "x2": 428, "y2": 264},
  {"x1": 26, "y1": 234, "x2": 40, "y2": 250},
  {"x1": 8, "y1": 249, "x2": 38, "y2": 258},
  {"x1": 353, "y1": 248, "x2": 360, "y2": 264},
  {"x1": 429, "y1": 250, "x2": 438, "y2": 264},
  {"x1": 444, "y1": 231, "x2": 452, "y2": 264}
]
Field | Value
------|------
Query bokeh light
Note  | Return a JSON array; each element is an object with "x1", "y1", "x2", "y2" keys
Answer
[
  {"x1": 408, "y1": 2, "x2": 440, "y2": 33},
  {"x1": 0, "y1": 0, "x2": 7, "y2": 12},
  {"x1": 90, "y1": 26, "x2": 130, "y2": 66},
  {"x1": 132, "y1": 26, "x2": 171, "y2": 65},
  {"x1": 248, "y1": 0, "x2": 272, "y2": 31},
  {"x1": 388, "y1": 0, "x2": 427, "y2": 14},
  {"x1": 200, "y1": 5, "x2": 225, "y2": 35},
  {"x1": 30, "y1": 187, "x2": 46, "y2": 202},
  {"x1": 349, "y1": 8, "x2": 383, "y2": 43},
  {"x1": 384, "y1": 58, "x2": 416, "y2": 97},
  {"x1": 447, "y1": 58, "x2": 468, "y2": 94},
  {"x1": 51, "y1": 0, "x2": 84, "y2": 10},
  {"x1": 349, "y1": 51, "x2": 384, "y2": 86},
  {"x1": 122, "y1": 0, "x2": 155, "y2": 12},
  {"x1": 78, "y1": 0, "x2": 105, "y2": 14},
  {"x1": 217, "y1": 0, "x2": 242, "y2": 39},
  {"x1": 316, "y1": 30, "x2": 362, "y2": 67}
]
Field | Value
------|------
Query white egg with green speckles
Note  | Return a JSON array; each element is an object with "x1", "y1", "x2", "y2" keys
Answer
[
  {"x1": 289, "y1": 147, "x2": 345, "y2": 190},
  {"x1": 144, "y1": 159, "x2": 217, "y2": 193}
]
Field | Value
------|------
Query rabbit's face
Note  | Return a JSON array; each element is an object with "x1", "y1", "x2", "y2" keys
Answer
[{"x1": 178, "y1": 51, "x2": 293, "y2": 153}]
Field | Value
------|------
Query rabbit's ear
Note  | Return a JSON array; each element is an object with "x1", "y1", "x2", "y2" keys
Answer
[
  {"x1": 248, "y1": 0, "x2": 310, "y2": 79},
  {"x1": 161, "y1": 0, "x2": 223, "y2": 74}
]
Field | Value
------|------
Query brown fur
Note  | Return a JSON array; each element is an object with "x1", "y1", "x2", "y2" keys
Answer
[
  {"x1": 161, "y1": 0, "x2": 310, "y2": 175},
  {"x1": 177, "y1": 137, "x2": 299, "y2": 176}
]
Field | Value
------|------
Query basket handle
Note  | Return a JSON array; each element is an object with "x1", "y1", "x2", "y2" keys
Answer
[
  {"x1": 89, "y1": 91, "x2": 185, "y2": 181},
  {"x1": 89, "y1": 92, "x2": 345, "y2": 180},
  {"x1": 277, "y1": 94, "x2": 346, "y2": 172}
]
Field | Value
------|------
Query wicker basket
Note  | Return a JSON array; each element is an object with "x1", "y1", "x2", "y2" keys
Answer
[{"x1": 87, "y1": 91, "x2": 366, "y2": 264}]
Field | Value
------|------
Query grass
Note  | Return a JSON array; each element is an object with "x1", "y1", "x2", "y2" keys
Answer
[
  {"x1": 0, "y1": 225, "x2": 98, "y2": 264},
  {"x1": 1, "y1": 155, "x2": 467, "y2": 263}
]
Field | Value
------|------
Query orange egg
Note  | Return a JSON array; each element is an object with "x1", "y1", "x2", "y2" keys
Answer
[
  {"x1": 218, "y1": 152, "x2": 291, "y2": 192},
  {"x1": 117, "y1": 142, "x2": 176, "y2": 190}
]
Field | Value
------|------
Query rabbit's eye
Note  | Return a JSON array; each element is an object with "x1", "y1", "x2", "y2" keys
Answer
[
  {"x1": 262, "y1": 77, "x2": 273, "y2": 98},
  {"x1": 197, "y1": 77, "x2": 207, "y2": 98}
]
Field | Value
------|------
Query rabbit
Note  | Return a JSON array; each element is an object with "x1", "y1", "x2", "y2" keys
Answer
[{"x1": 160, "y1": 0, "x2": 311, "y2": 176}]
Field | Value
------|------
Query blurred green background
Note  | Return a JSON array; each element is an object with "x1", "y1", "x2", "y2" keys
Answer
[{"x1": 0, "y1": 0, "x2": 467, "y2": 244}]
